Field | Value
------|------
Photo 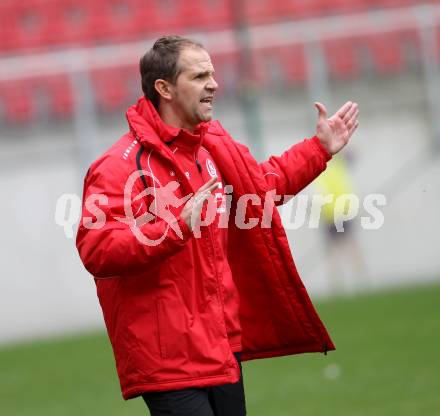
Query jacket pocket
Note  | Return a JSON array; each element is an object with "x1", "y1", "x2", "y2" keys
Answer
[{"x1": 155, "y1": 298, "x2": 167, "y2": 359}]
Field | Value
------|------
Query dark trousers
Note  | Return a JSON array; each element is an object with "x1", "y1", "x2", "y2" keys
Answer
[{"x1": 142, "y1": 353, "x2": 246, "y2": 416}]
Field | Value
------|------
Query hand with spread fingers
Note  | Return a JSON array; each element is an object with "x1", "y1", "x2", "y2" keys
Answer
[{"x1": 314, "y1": 101, "x2": 359, "y2": 155}]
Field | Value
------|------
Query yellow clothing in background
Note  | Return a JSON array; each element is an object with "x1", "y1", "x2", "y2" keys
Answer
[{"x1": 314, "y1": 155, "x2": 353, "y2": 225}]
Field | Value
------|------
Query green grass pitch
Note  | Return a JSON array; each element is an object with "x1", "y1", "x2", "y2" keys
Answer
[{"x1": 1, "y1": 282, "x2": 439, "y2": 415}]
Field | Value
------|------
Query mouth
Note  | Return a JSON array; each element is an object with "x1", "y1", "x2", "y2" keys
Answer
[{"x1": 200, "y1": 96, "x2": 214, "y2": 106}]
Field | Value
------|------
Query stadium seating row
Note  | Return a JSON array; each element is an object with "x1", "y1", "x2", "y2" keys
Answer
[
  {"x1": 0, "y1": 66, "x2": 138, "y2": 123},
  {"x1": 0, "y1": 0, "x2": 428, "y2": 52},
  {"x1": 242, "y1": 28, "x2": 422, "y2": 85},
  {"x1": 0, "y1": 0, "x2": 233, "y2": 52},
  {"x1": 0, "y1": 28, "x2": 426, "y2": 124}
]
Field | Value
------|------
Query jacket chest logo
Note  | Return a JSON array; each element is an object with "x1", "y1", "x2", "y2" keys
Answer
[{"x1": 206, "y1": 159, "x2": 217, "y2": 178}]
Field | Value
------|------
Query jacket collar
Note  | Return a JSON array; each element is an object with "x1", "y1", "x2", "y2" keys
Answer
[{"x1": 126, "y1": 97, "x2": 210, "y2": 153}]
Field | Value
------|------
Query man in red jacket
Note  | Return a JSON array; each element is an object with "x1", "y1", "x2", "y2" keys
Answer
[{"x1": 76, "y1": 35, "x2": 358, "y2": 415}]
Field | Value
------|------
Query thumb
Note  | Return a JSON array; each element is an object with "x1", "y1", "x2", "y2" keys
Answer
[{"x1": 314, "y1": 102, "x2": 328, "y2": 121}]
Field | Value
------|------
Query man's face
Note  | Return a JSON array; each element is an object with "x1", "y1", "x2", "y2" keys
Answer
[{"x1": 168, "y1": 47, "x2": 218, "y2": 131}]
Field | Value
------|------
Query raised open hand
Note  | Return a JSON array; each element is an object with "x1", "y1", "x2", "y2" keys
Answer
[{"x1": 315, "y1": 101, "x2": 359, "y2": 155}]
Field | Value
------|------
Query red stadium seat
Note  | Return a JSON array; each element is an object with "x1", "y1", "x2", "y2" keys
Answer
[
  {"x1": 1, "y1": 80, "x2": 37, "y2": 123},
  {"x1": 278, "y1": 0, "x2": 327, "y2": 19},
  {"x1": 436, "y1": 24, "x2": 440, "y2": 62},
  {"x1": 364, "y1": 32, "x2": 405, "y2": 74},
  {"x1": 242, "y1": 0, "x2": 325, "y2": 25},
  {"x1": 253, "y1": 48, "x2": 283, "y2": 86},
  {"x1": 275, "y1": 44, "x2": 308, "y2": 85},
  {"x1": 121, "y1": 65, "x2": 142, "y2": 104},
  {"x1": 0, "y1": 0, "x2": 53, "y2": 51},
  {"x1": 49, "y1": 0, "x2": 102, "y2": 45},
  {"x1": 398, "y1": 28, "x2": 422, "y2": 69},
  {"x1": 179, "y1": 0, "x2": 233, "y2": 31},
  {"x1": 324, "y1": 38, "x2": 360, "y2": 79},
  {"x1": 0, "y1": 2, "x2": 21, "y2": 51},
  {"x1": 254, "y1": 44, "x2": 308, "y2": 86},
  {"x1": 369, "y1": 0, "x2": 413, "y2": 9},
  {"x1": 134, "y1": 0, "x2": 189, "y2": 35},
  {"x1": 147, "y1": 0, "x2": 234, "y2": 34},
  {"x1": 47, "y1": 75, "x2": 75, "y2": 119},
  {"x1": 211, "y1": 51, "x2": 240, "y2": 96},
  {"x1": 93, "y1": 0, "x2": 150, "y2": 42},
  {"x1": 322, "y1": 0, "x2": 370, "y2": 15},
  {"x1": 91, "y1": 68, "x2": 132, "y2": 112}
]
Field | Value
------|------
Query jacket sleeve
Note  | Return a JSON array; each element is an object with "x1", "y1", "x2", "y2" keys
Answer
[
  {"x1": 76, "y1": 160, "x2": 193, "y2": 278},
  {"x1": 260, "y1": 136, "x2": 331, "y2": 204}
]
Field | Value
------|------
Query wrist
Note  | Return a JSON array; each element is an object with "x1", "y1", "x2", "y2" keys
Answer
[{"x1": 311, "y1": 135, "x2": 332, "y2": 161}]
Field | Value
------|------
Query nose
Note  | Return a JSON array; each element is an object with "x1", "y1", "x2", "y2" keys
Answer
[{"x1": 206, "y1": 76, "x2": 218, "y2": 92}]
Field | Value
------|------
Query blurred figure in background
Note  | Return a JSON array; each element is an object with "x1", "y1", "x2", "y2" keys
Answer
[{"x1": 314, "y1": 153, "x2": 369, "y2": 295}]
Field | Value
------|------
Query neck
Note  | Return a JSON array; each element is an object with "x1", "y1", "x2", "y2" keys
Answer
[{"x1": 158, "y1": 102, "x2": 195, "y2": 133}]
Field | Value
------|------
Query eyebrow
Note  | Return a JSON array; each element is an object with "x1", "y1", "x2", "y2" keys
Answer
[{"x1": 193, "y1": 69, "x2": 215, "y2": 78}]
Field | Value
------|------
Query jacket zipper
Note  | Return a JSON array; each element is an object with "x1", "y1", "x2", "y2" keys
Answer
[
  {"x1": 195, "y1": 158, "x2": 202, "y2": 173},
  {"x1": 194, "y1": 151, "x2": 228, "y2": 323},
  {"x1": 193, "y1": 150, "x2": 238, "y2": 375}
]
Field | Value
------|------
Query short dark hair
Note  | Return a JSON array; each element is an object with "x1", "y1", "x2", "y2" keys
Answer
[{"x1": 139, "y1": 35, "x2": 204, "y2": 109}]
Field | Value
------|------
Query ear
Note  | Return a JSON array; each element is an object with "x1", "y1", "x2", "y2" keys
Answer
[{"x1": 154, "y1": 79, "x2": 173, "y2": 101}]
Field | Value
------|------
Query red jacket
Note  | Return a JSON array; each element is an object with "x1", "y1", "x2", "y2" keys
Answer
[{"x1": 76, "y1": 97, "x2": 335, "y2": 400}]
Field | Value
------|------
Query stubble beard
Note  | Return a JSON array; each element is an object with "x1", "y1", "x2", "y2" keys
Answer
[{"x1": 195, "y1": 103, "x2": 213, "y2": 123}]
